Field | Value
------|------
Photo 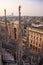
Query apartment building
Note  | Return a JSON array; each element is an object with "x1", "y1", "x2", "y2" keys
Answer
[{"x1": 26, "y1": 26, "x2": 43, "y2": 53}]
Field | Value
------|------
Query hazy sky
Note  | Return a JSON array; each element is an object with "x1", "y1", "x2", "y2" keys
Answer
[{"x1": 0, "y1": 0, "x2": 43, "y2": 16}]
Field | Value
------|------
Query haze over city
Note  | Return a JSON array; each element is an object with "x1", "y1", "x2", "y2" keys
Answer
[{"x1": 0, "y1": 0, "x2": 43, "y2": 16}]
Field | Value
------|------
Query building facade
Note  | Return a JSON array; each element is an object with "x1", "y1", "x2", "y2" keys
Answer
[
  {"x1": 0, "y1": 21, "x2": 19, "y2": 40},
  {"x1": 26, "y1": 26, "x2": 43, "y2": 53},
  {"x1": 8, "y1": 21, "x2": 19, "y2": 40}
]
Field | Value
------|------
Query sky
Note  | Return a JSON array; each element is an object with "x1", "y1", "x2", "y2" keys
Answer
[{"x1": 0, "y1": 0, "x2": 43, "y2": 16}]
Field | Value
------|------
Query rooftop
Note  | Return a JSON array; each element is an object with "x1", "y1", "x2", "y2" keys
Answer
[
  {"x1": 32, "y1": 26, "x2": 43, "y2": 31},
  {"x1": 27, "y1": 26, "x2": 43, "y2": 34}
]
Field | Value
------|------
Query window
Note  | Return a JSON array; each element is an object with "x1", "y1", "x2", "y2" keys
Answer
[
  {"x1": 31, "y1": 40, "x2": 32, "y2": 43},
  {"x1": 40, "y1": 38, "x2": 41, "y2": 41},
  {"x1": 36, "y1": 42, "x2": 38, "y2": 46},
  {"x1": 30, "y1": 44, "x2": 32, "y2": 48},
  {"x1": 14, "y1": 28, "x2": 16, "y2": 39},
  {"x1": 37, "y1": 37, "x2": 38, "y2": 40},
  {"x1": 39, "y1": 44, "x2": 41, "y2": 47},
  {"x1": 34, "y1": 36, "x2": 35, "y2": 39},
  {"x1": 31, "y1": 35, "x2": 33, "y2": 38},
  {"x1": 33, "y1": 41, "x2": 35, "y2": 44},
  {"x1": 40, "y1": 34, "x2": 42, "y2": 37},
  {"x1": 23, "y1": 40, "x2": 27, "y2": 44}
]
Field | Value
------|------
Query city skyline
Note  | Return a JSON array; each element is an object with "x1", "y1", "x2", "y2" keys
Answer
[{"x1": 0, "y1": 0, "x2": 43, "y2": 16}]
